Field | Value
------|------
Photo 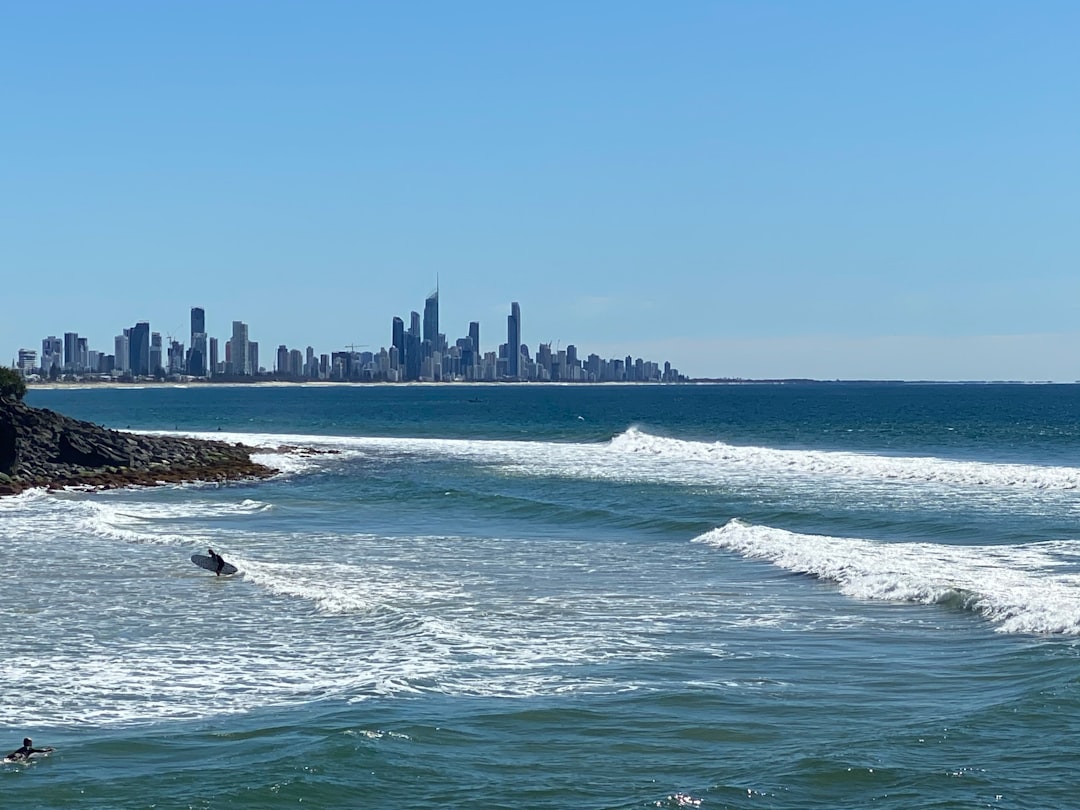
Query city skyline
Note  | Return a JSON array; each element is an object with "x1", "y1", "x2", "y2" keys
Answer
[
  {"x1": 12, "y1": 291, "x2": 682, "y2": 384},
  {"x1": 3, "y1": 4, "x2": 1079, "y2": 381}
]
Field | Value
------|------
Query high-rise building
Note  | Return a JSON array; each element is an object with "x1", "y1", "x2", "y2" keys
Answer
[
  {"x1": 114, "y1": 332, "x2": 130, "y2": 374},
  {"x1": 129, "y1": 322, "x2": 151, "y2": 376},
  {"x1": 41, "y1": 336, "x2": 62, "y2": 373},
  {"x1": 405, "y1": 311, "x2": 421, "y2": 381},
  {"x1": 190, "y1": 307, "x2": 207, "y2": 376},
  {"x1": 423, "y1": 288, "x2": 439, "y2": 349},
  {"x1": 17, "y1": 349, "x2": 36, "y2": 376},
  {"x1": 63, "y1": 332, "x2": 79, "y2": 372},
  {"x1": 77, "y1": 337, "x2": 89, "y2": 372},
  {"x1": 507, "y1": 302, "x2": 521, "y2": 379},
  {"x1": 391, "y1": 317, "x2": 405, "y2": 370},
  {"x1": 231, "y1": 321, "x2": 250, "y2": 375},
  {"x1": 209, "y1": 337, "x2": 219, "y2": 375},
  {"x1": 469, "y1": 321, "x2": 480, "y2": 357},
  {"x1": 150, "y1": 332, "x2": 163, "y2": 376}
]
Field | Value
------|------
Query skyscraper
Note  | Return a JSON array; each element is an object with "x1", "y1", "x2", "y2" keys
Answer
[
  {"x1": 129, "y1": 322, "x2": 151, "y2": 376},
  {"x1": 41, "y1": 336, "x2": 62, "y2": 374},
  {"x1": 469, "y1": 321, "x2": 480, "y2": 357},
  {"x1": 231, "y1": 321, "x2": 250, "y2": 375},
  {"x1": 150, "y1": 332, "x2": 163, "y2": 376},
  {"x1": 423, "y1": 288, "x2": 439, "y2": 348},
  {"x1": 64, "y1": 332, "x2": 79, "y2": 372},
  {"x1": 190, "y1": 306, "x2": 207, "y2": 376},
  {"x1": 507, "y1": 302, "x2": 521, "y2": 379},
  {"x1": 391, "y1": 317, "x2": 405, "y2": 370},
  {"x1": 405, "y1": 311, "x2": 421, "y2": 381},
  {"x1": 468, "y1": 321, "x2": 480, "y2": 377}
]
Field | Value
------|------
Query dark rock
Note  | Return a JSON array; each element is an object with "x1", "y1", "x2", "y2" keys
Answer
[{"x1": 0, "y1": 397, "x2": 275, "y2": 498}]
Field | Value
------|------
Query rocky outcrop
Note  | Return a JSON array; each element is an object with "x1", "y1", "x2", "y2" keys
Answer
[{"x1": 0, "y1": 396, "x2": 275, "y2": 497}]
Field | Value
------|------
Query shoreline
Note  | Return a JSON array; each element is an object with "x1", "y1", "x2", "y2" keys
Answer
[
  {"x1": 0, "y1": 395, "x2": 277, "y2": 498},
  {"x1": 23, "y1": 378, "x2": 1071, "y2": 391}
]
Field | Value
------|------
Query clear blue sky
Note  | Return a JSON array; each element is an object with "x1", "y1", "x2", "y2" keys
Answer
[{"x1": 3, "y1": 1, "x2": 1078, "y2": 380}]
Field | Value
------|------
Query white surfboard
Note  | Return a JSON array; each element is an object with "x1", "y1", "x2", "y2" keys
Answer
[
  {"x1": 3, "y1": 748, "x2": 54, "y2": 764},
  {"x1": 190, "y1": 553, "x2": 239, "y2": 576}
]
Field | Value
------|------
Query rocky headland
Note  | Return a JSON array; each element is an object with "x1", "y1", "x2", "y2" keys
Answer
[{"x1": 0, "y1": 396, "x2": 276, "y2": 497}]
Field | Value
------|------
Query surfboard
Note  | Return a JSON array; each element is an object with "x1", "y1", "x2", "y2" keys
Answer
[
  {"x1": 190, "y1": 553, "x2": 239, "y2": 576},
  {"x1": 3, "y1": 748, "x2": 53, "y2": 764}
]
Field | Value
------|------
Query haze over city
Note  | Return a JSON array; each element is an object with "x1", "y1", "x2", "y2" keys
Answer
[{"x1": 3, "y1": 2, "x2": 1079, "y2": 381}]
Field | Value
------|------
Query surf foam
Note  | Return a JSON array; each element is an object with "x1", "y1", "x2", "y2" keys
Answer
[{"x1": 695, "y1": 519, "x2": 1080, "y2": 635}]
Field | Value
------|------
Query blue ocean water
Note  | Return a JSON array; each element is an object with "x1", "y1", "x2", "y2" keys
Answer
[{"x1": 4, "y1": 382, "x2": 1080, "y2": 809}]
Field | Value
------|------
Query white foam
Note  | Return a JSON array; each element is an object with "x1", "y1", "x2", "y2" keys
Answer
[
  {"x1": 140, "y1": 428, "x2": 1080, "y2": 504},
  {"x1": 607, "y1": 428, "x2": 1080, "y2": 491},
  {"x1": 695, "y1": 519, "x2": 1080, "y2": 635}
]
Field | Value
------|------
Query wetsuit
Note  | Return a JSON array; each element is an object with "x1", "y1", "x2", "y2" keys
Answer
[
  {"x1": 7, "y1": 744, "x2": 51, "y2": 761},
  {"x1": 209, "y1": 551, "x2": 226, "y2": 575}
]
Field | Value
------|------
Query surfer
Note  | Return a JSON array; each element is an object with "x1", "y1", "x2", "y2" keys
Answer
[
  {"x1": 207, "y1": 547, "x2": 227, "y2": 576},
  {"x1": 7, "y1": 737, "x2": 53, "y2": 762}
]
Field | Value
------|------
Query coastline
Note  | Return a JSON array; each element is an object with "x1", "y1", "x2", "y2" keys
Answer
[
  {"x1": 24, "y1": 378, "x2": 1066, "y2": 392},
  {"x1": 0, "y1": 395, "x2": 276, "y2": 498}
]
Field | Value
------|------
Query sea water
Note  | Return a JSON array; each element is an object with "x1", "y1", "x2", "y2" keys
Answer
[{"x1": 3, "y1": 382, "x2": 1080, "y2": 809}]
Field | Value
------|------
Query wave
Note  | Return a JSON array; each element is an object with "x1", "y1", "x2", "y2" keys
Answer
[
  {"x1": 695, "y1": 519, "x2": 1080, "y2": 635},
  {"x1": 608, "y1": 428, "x2": 1080, "y2": 490},
  {"x1": 178, "y1": 427, "x2": 1080, "y2": 495}
]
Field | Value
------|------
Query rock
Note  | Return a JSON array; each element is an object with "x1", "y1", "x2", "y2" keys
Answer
[{"x1": 0, "y1": 397, "x2": 275, "y2": 498}]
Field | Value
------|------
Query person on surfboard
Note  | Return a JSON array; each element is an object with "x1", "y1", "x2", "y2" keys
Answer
[
  {"x1": 207, "y1": 547, "x2": 227, "y2": 576},
  {"x1": 7, "y1": 737, "x2": 54, "y2": 761}
]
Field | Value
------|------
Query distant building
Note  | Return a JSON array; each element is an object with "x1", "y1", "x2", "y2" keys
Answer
[
  {"x1": 423, "y1": 288, "x2": 439, "y2": 350},
  {"x1": 507, "y1": 302, "x2": 521, "y2": 379},
  {"x1": 391, "y1": 317, "x2": 405, "y2": 371},
  {"x1": 63, "y1": 332, "x2": 79, "y2": 372},
  {"x1": 190, "y1": 306, "x2": 208, "y2": 376},
  {"x1": 17, "y1": 349, "x2": 36, "y2": 376},
  {"x1": 231, "y1": 321, "x2": 250, "y2": 375},
  {"x1": 150, "y1": 332, "x2": 163, "y2": 376},
  {"x1": 114, "y1": 332, "x2": 130, "y2": 374},
  {"x1": 209, "y1": 337, "x2": 219, "y2": 375},
  {"x1": 129, "y1": 322, "x2": 151, "y2": 376},
  {"x1": 41, "y1": 336, "x2": 62, "y2": 374}
]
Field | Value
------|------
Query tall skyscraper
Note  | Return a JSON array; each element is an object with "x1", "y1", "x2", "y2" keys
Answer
[
  {"x1": 231, "y1": 321, "x2": 250, "y2": 375},
  {"x1": 114, "y1": 332, "x2": 129, "y2": 373},
  {"x1": 469, "y1": 321, "x2": 480, "y2": 358},
  {"x1": 129, "y1": 322, "x2": 151, "y2": 376},
  {"x1": 63, "y1": 332, "x2": 79, "y2": 372},
  {"x1": 405, "y1": 311, "x2": 421, "y2": 381},
  {"x1": 190, "y1": 306, "x2": 207, "y2": 376},
  {"x1": 507, "y1": 302, "x2": 521, "y2": 379},
  {"x1": 150, "y1": 332, "x2": 163, "y2": 376},
  {"x1": 423, "y1": 288, "x2": 439, "y2": 348},
  {"x1": 391, "y1": 317, "x2": 405, "y2": 370}
]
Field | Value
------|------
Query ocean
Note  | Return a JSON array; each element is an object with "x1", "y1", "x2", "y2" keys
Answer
[{"x1": 3, "y1": 382, "x2": 1080, "y2": 809}]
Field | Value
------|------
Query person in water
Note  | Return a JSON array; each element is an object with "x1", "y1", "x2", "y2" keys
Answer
[
  {"x1": 7, "y1": 737, "x2": 53, "y2": 761},
  {"x1": 207, "y1": 547, "x2": 227, "y2": 576}
]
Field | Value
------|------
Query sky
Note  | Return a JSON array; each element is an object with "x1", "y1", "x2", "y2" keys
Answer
[{"x1": 3, "y1": 1, "x2": 1079, "y2": 381}]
